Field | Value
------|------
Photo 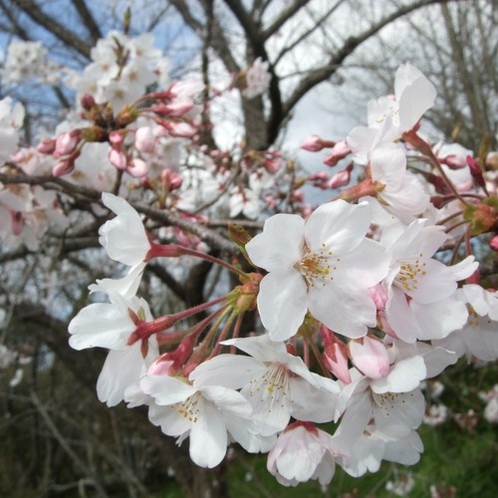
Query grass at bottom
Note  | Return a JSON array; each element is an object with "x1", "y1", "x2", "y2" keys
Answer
[{"x1": 220, "y1": 421, "x2": 498, "y2": 498}]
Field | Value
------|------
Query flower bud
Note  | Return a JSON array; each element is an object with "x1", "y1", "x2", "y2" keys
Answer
[
  {"x1": 349, "y1": 336, "x2": 390, "y2": 379},
  {"x1": 135, "y1": 126, "x2": 156, "y2": 153},
  {"x1": 36, "y1": 138, "x2": 56, "y2": 155},
  {"x1": 127, "y1": 158, "x2": 149, "y2": 178},
  {"x1": 53, "y1": 130, "x2": 81, "y2": 158},
  {"x1": 80, "y1": 93, "x2": 96, "y2": 111}
]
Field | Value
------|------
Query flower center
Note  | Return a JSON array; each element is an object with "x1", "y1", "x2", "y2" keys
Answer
[
  {"x1": 171, "y1": 391, "x2": 202, "y2": 423},
  {"x1": 395, "y1": 253, "x2": 427, "y2": 293},
  {"x1": 246, "y1": 364, "x2": 292, "y2": 412},
  {"x1": 297, "y1": 245, "x2": 339, "y2": 288}
]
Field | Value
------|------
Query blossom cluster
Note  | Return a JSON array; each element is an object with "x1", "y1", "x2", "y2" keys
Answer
[{"x1": 0, "y1": 29, "x2": 497, "y2": 489}]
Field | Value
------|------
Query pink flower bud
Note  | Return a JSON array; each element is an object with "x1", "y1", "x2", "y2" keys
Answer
[
  {"x1": 36, "y1": 138, "x2": 56, "y2": 155},
  {"x1": 349, "y1": 336, "x2": 390, "y2": 379},
  {"x1": 324, "y1": 342, "x2": 351, "y2": 384},
  {"x1": 52, "y1": 156, "x2": 76, "y2": 176},
  {"x1": 323, "y1": 140, "x2": 351, "y2": 167},
  {"x1": 109, "y1": 130, "x2": 125, "y2": 145},
  {"x1": 161, "y1": 168, "x2": 183, "y2": 190},
  {"x1": 369, "y1": 284, "x2": 388, "y2": 311},
  {"x1": 127, "y1": 158, "x2": 149, "y2": 178},
  {"x1": 441, "y1": 154, "x2": 468, "y2": 169},
  {"x1": 11, "y1": 211, "x2": 23, "y2": 236},
  {"x1": 490, "y1": 235, "x2": 498, "y2": 252},
  {"x1": 108, "y1": 148, "x2": 128, "y2": 170},
  {"x1": 168, "y1": 121, "x2": 196, "y2": 138},
  {"x1": 328, "y1": 163, "x2": 353, "y2": 188},
  {"x1": 301, "y1": 135, "x2": 326, "y2": 152},
  {"x1": 264, "y1": 157, "x2": 281, "y2": 173},
  {"x1": 80, "y1": 93, "x2": 96, "y2": 110},
  {"x1": 164, "y1": 101, "x2": 194, "y2": 117},
  {"x1": 135, "y1": 126, "x2": 156, "y2": 153},
  {"x1": 53, "y1": 131, "x2": 80, "y2": 158},
  {"x1": 290, "y1": 188, "x2": 304, "y2": 203}
]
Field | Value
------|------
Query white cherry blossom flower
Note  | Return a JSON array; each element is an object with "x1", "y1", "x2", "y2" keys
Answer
[
  {"x1": 68, "y1": 282, "x2": 158, "y2": 406},
  {"x1": 191, "y1": 334, "x2": 340, "y2": 436},
  {"x1": 99, "y1": 192, "x2": 151, "y2": 267},
  {"x1": 347, "y1": 63, "x2": 436, "y2": 163},
  {"x1": 434, "y1": 285, "x2": 498, "y2": 362},
  {"x1": 380, "y1": 219, "x2": 476, "y2": 342},
  {"x1": 138, "y1": 368, "x2": 255, "y2": 468},
  {"x1": 245, "y1": 200, "x2": 389, "y2": 340}
]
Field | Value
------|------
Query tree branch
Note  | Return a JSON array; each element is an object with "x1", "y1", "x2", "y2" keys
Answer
[{"x1": 15, "y1": 0, "x2": 92, "y2": 58}]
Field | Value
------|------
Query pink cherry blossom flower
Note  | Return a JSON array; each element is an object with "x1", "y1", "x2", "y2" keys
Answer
[
  {"x1": 245, "y1": 200, "x2": 390, "y2": 340},
  {"x1": 267, "y1": 422, "x2": 339, "y2": 487}
]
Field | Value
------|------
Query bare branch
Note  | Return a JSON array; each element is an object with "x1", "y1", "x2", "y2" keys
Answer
[
  {"x1": 15, "y1": 0, "x2": 92, "y2": 58},
  {"x1": 70, "y1": 0, "x2": 102, "y2": 43}
]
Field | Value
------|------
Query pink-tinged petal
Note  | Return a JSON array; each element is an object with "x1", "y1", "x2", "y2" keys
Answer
[
  {"x1": 245, "y1": 213, "x2": 304, "y2": 271},
  {"x1": 370, "y1": 356, "x2": 426, "y2": 394},
  {"x1": 257, "y1": 270, "x2": 308, "y2": 341},
  {"x1": 97, "y1": 343, "x2": 144, "y2": 407},
  {"x1": 305, "y1": 200, "x2": 371, "y2": 254},
  {"x1": 385, "y1": 288, "x2": 422, "y2": 343},
  {"x1": 68, "y1": 303, "x2": 134, "y2": 350},
  {"x1": 189, "y1": 399, "x2": 227, "y2": 468},
  {"x1": 349, "y1": 337, "x2": 390, "y2": 380},
  {"x1": 274, "y1": 428, "x2": 325, "y2": 482},
  {"x1": 141, "y1": 375, "x2": 196, "y2": 405}
]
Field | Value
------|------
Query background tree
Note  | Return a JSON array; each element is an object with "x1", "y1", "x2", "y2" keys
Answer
[{"x1": 0, "y1": 1, "x2": 495, "y2": 497}]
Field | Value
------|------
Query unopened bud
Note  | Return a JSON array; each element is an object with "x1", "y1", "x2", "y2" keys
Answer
[
  {"x1": 116, "y1": 105, "x2": 139, "y2": 128},
  {"x1": 80, "y1": 93, "x2": 96, "y2": 111},
  {"x1": 37, "y1": 138, "x2": 56, "y2": 155}
]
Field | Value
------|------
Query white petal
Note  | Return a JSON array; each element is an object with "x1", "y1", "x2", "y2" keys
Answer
[
  {"x1": 305, "y1": 200, "x2": 371, "y2": 254},
  {"x1": 68, "y1": 303, "x2": 134, "y2": 350},
  {"x1": 97, "y1": 343, "x2": 144, "y2": 406},
  {"x1": 189, "y1": 399, "x2": 227, "y2": 468},
  {"x1": 245, "y1": 213, "x2": 304, "y2": 272},
  {"x1": 257, "y1": 270, "x2": 308, "y2": 340}
]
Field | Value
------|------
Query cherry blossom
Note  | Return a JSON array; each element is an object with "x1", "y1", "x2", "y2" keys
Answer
[
  {"x1": 379, "y1": 219, "x2": 477, "y2": 342},
  {"x1": 136, "y1": 366, "x2": 257, "y2": 468},
  {"x1": 190, "y1": 334, "x2": 340, "y2": 436},
  {"x1": 245, "y1": 200, "x2": 390, "y2": 340},
  {"x1": 267, "y1": 422, "x2": 340, "y2": 486},
  {"x1": 98, "y1": 192, "x2": 151, "y2": 267}
]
